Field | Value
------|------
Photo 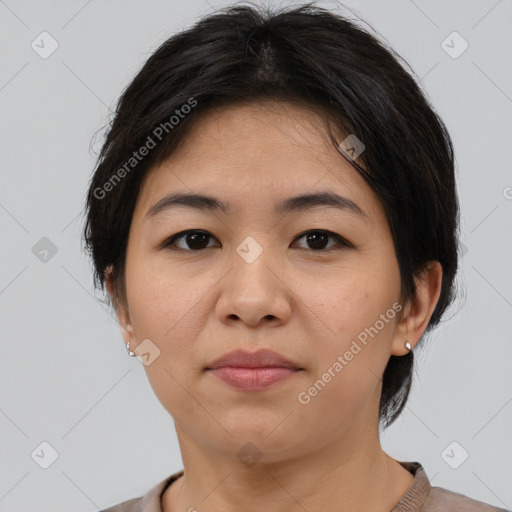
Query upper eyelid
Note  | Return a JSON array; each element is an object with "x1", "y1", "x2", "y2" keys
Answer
[{"x1": 293, "y1": 230, "x2": 352, "y2": 249}]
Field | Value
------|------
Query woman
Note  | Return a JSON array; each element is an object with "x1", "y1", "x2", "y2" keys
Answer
[{"x1": 83, "y1": 2, "x2": 507, "y2": 511}]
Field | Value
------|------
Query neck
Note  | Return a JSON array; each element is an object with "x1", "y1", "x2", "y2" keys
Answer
[{"x1": 162, "y1": 426, "x2": 414, "y2": 512}]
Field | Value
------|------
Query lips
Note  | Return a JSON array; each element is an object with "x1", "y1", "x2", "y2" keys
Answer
[
  {"x1": 205, "y1": 349, "x2": 302, "y2": 370},
  {"x1": 205, "y1": 349, "x2": 303, "y2": 391}
]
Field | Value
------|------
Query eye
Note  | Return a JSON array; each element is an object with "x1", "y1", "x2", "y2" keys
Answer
[
  {"x1": 291, "y1": 230, "x2": 351, "y2": 251},
  {"x1": 161, "y1": 229, "x2": 351, "y2": 252},
  {"x1": 161, "y1": 230, "x2": 219, "y2": 251}
]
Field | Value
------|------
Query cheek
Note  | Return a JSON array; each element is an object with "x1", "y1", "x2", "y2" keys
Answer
[
  {"x1": 124, "y1": 262, "x2": 211, "y2": 419},
  {"x1": 293, "y1": 278, "x2": 398, "y2": 434},
  {"x1": 313, "y1": 269, "x2": 398, "y2": 334},
  {"x1": 124, "y1": 256, "x2": 220, "y2": 369},
  {"x1": 304, "y1": 268, "x2": 400, "y2": 381},
  {"x1": 126, "y1": 252, "x2": 189, "y2": 332}
]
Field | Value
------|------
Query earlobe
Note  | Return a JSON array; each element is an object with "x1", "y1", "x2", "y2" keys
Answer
[
  {"x1": 391, "y1": 261, "x2": 443, "y2": 356},
  {"x1": 115, "y1": 301, "x2": 135, "y2": 346},
  {"x1": 104, "y1": 269, "x2": 134, "y2": 345},
  {"x1": 114, "y1": 301, "x2": 134, "y2": 346},
  {"x1": 119, "y1": 322, "x2": 134, "y2": 346}
]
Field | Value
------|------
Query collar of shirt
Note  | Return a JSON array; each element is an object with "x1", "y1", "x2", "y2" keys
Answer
[{"x1": 129, "y1": 460, "x2": 430, "y2": 512}]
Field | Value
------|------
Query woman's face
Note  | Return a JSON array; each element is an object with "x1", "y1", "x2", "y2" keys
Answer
[{"x1": 112, "y1": 101, "x2": 422, "y2": 462}]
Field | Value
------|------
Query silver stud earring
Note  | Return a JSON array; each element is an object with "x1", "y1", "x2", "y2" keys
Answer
[
  {"x1": 405, "y1": 341, "x2": 412, "y2": 352},
  {"x1": 126, "y1": 340, "x2": 136, "y2": 357}
]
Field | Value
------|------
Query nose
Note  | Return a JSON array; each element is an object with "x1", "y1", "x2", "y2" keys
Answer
[{"x1": 215, "y1": 245, "x2": 292, "y2": 329}]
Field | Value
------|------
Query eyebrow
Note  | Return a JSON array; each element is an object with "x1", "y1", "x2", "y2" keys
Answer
[{"x1": 144, "y1": 191, "x2": 368, "y2": 222}]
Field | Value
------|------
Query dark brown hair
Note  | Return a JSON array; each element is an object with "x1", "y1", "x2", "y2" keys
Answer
[{"x1": 83, "y1": 1, "x2": 460, "y2": 429}]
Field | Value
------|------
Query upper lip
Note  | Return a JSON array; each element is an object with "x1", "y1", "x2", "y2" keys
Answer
[{"x1": 206, "y1": 349, "x2": 302, "y2": 370}]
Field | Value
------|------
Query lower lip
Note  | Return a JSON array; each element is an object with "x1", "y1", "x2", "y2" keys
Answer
[{"x1": 208, "y1": 367, "x2": 299, "y2": 390}]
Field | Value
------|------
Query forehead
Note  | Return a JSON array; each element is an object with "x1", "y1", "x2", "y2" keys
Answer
[{"x1": 134, "y1": 101, "x2": 381, "y2": 222}]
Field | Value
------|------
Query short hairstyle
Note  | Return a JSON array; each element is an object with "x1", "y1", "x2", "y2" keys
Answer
[{"x1": 83, "y1": 1, "x2": 460, "y2": 429}]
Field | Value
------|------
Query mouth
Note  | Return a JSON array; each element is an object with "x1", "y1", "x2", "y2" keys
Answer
[{"x1": 205, "y1": 349, "x2": 304, "y2": 391}]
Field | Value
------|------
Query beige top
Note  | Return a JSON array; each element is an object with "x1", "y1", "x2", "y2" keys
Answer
[{"x1": 99, "y1": 461, "x2": 509, "y2": 512}]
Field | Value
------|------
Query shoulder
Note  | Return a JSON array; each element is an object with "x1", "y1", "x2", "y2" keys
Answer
[
  {"x1": 97, "y1": 470, "x2": 184, "y2": 512},
  {"x1": 393, "y1": 461, "x2": 508, "y2": 512},
  {"x1": 99, "y1": 496, "x2": 142, "y2": 512},
  {"x1": 424, "y1": 486, "x2": 510, "y2": 511}
]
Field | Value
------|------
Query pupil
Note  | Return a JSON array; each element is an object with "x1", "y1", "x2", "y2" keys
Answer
[
  {"x1": 307, "y1": 232, "x2": 327, "y2": 250},
  {"x1": 188, "y1": 233, "x2": 209, "y2": 249}
]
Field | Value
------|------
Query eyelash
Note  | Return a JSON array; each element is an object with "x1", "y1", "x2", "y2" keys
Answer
[{"x1": 160, "y1": 229, "x2": 352, "y2": 252}]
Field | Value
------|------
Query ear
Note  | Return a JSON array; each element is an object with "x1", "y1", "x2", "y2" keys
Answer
[
  {"x1": 391, "y1": 260, "x2": 443, "y2": 356},
  {"x1": 105, "y1": 269, "x2": 134, "y2": 346}
]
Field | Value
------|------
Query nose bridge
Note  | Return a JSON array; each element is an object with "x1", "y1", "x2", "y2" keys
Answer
[
  {"x1": 217, "y1": 235, "x2": 290, "y2": 326},
  {"x1": 232, "y1": 234, "x2": 277, "y2": 294}
]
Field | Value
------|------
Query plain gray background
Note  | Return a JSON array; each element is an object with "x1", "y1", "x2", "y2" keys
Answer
[{"x1": 1, "y1": 0, "x2": 511, "y2": 510}]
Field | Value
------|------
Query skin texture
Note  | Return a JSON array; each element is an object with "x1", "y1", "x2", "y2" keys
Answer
[{"x1": 106, "y1": 101, "x2": 443, "y2": 512}]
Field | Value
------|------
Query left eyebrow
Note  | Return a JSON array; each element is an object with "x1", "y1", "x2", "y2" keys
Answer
[
  {"x1": 275, "y1": 191, "x2": 368, "y2": 221},
  {"x1": 144, "y1": 191, "x2": 369, "y2": 222}
]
